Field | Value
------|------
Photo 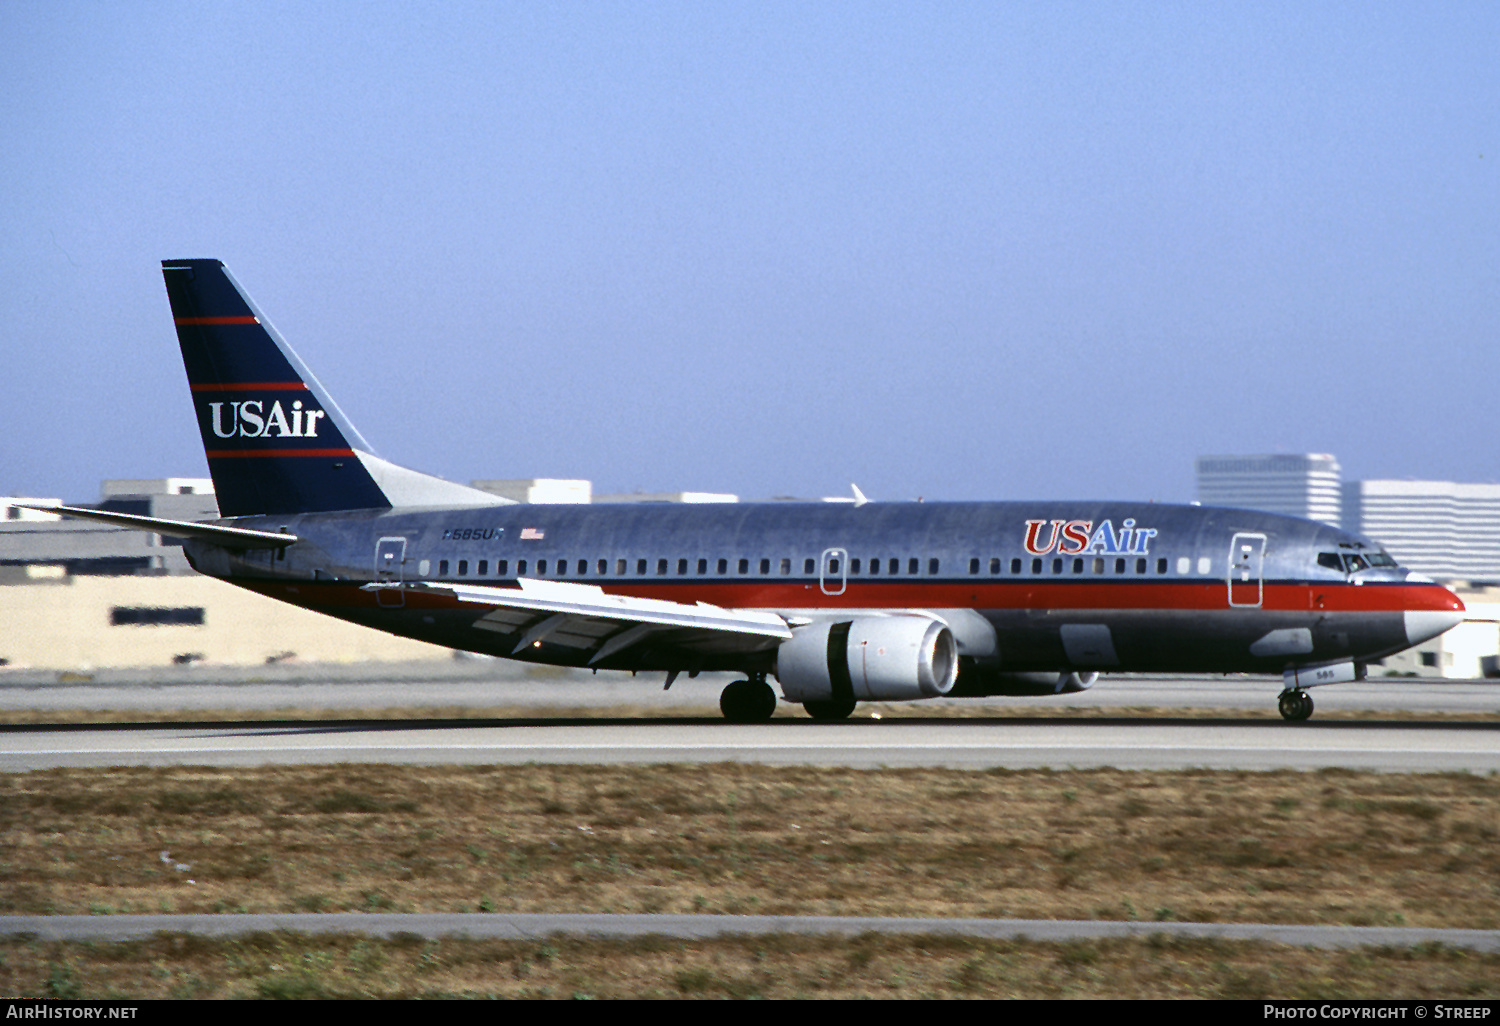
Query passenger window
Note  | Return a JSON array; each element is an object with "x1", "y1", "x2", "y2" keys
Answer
[
  {"x1": 888, "y1": 558, "x2": 899, "y2": 574},
  {"x1": 929, "y1": 558, "x2": 940, "y2": 574},
  {"x1": 804, "y1": 558, "x2": 816, "y2": 574},
  {"x1": 517, "y1": 559, "x2": 527, "y2": 575},
  {"x1": 908, "y1": 558, "x2": 919, "y2": 574},
  {"x1": 1113, "y1": 557, "x2": 1124, "y2": 574},
  {"x1": 657, "y1": 559, "x2": 668, "y2": 575},
  {"x1": 990, "y1": 557, "x2": 1001, "y2": 574},
  {"x1": 677, "y1": 558, "x2": 688, "y2": 575},
  {"x1": 738, "y1": 558, "x2": 749, "y2": 574},
  {"x1": 636, "y1": 558, "x2": 647, "y2": 575},
  {"x1": 1177, "y1": 557, "x2": 1190, "y2": 575},
  {"x1": 968, "y1": 558, "x2": 980, "y2": 575},
  {"x1": 1197, "y1": 556, "x2": 1211, "y2": 575},
  {"x1": 1156, "y1": 558, "x2": 1167, "y2": 574},
  {"x1": 497, "y1": 559, "x2": 508, "y2": 576},
  {"x1": 1135, "y1": 557, "x2": 1146, "y2": 574},
  {"x1": 759, "y1": 558, "x2": 771, "y2": 574},
  {"x1": 458, "y1": 559, "x2": 468, "y2": 576},
  {"x1": 851, "y1": 558, "x2": 862, "y2": 574},
  {"x1": 1052, "y1": 557, "x2": 1063, "y2": 574},
  {"x1": 828, "y1": 558, "x2": 840, "y2": 574},
  {"x1": 1072, "y1": 558, "x2": 1084, "y2": 574},
  {"x1": 616, "y1": 559, "x2": 626, "y2": 575},
  {"x1": 439, "y1": 559, "x2": 450, "y2": 576},
  {"x1": 697, "y1": 558, "x2": 707, "y2": 574},
  {"x1": 717, "y1": 558, "x2": 728, "y2": 574},
  {"x1": 780, "y1": 558, "x2": 791, "y2": 575},
  {"x1": 869, "y1": 558, "x2": 880, "y2": 575},
  {"x1": 598, "y1": 558, "x2": 608, "y2": 575},
  {"x1": 478, "y1": 560, "x2": 488, "y2": 576},
  {"x1": 538, "y1": 559, "x2": 549, "y2": 575},
  {"x1": 1094, "y1": 558, "x2": 1106, "y2": 574}
]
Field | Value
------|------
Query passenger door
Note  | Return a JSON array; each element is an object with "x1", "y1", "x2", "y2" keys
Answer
[
  {"x1": 1228, "y1": 532, "x2": 1266, "y2": 608},
  {"x1": 375, "y1": 537, "x2": 407, "y2": 607}
]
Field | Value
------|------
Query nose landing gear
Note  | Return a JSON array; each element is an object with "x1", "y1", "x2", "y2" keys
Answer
[{"x1": 1277, "y1": 688, "x2": 1314, "y2": 722}]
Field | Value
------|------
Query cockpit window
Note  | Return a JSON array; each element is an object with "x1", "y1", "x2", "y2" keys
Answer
[{"x1": 1320, "y1": 549, "x2": 1397, "y2": 572}]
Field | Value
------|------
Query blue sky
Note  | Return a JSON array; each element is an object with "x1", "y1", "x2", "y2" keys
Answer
[{"x1": 3, "y1": 2, "x2": 1496, "y2": 504}]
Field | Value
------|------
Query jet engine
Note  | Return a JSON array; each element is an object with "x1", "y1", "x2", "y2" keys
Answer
[{"x1": 776, "y1": 617, "x2": 958, "y2": 703}]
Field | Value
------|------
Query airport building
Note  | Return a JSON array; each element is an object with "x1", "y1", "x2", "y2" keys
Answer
[
  {"x1": 1342, "y1": 479, "x2": 1500, "y2": 583},
  {"x1": 1195, "y1": 454, "x2": 1343, "y2": 526},
  {"x1": 0, "y1": 477, "x2": 737, "y2": 670}
]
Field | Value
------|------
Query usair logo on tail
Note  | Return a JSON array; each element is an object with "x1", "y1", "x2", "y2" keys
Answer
[{"x1": 206, "y1": 399, "x2": 327, "y2": 439}]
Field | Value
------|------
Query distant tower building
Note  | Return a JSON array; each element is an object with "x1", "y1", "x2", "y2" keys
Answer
[
  {"x1": 1195, "y1": 454, "x2": 1343, "y2": 526},
  {"x1": 1343, "y1": 480, "x2": 1500, "y2": 582}
]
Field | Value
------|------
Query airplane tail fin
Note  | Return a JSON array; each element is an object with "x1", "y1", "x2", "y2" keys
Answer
[{"x1": 162, "y1": 259, "x2": 506, "y2": 517}]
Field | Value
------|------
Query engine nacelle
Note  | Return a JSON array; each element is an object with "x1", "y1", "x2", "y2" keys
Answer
[
  {"x1": 951, "y1": 669, "x2": 1099, "y2": 696},
  {"x1": 776, "y1": 617, "x2": 958, "y2": 703}
]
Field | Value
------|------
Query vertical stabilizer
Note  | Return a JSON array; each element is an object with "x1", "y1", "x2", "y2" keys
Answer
[{"x1": 162, "y1": 259, "x2": 506, "y2": 516}]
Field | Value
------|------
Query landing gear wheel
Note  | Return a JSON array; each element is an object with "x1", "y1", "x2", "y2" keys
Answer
[
  {"x1": 720, "y1": 677, "x2": 777, "y2": 723},
  {"x1": 803, "y1": 697, "x2": 857, "y2": 721},
  {"x1": 1277, "y1": 689, "x2": 1314, "y2": 722}
]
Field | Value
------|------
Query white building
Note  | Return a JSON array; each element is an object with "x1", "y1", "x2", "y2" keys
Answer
[
  {"x1": 1195, "y1": 454, "x2": 1343, "y2": 526},
  {"x1": 593, "y1": 491, "x2": 738, "y2": 504},
  {"x1": 1343, "y1": 479, "x2": 1500, "y2": 583},
  {"x1": 470, "y1": 479, "x2": 591, "y2": 504}
]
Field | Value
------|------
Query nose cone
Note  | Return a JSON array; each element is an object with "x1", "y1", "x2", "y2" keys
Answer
[{"x1": 1403, "y1": 577, "x2": 1465, "y2": 646}]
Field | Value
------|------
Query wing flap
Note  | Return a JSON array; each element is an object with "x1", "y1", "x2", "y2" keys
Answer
[{"x1": 363, "y1": 577, "x2": 791, "y2": 664}]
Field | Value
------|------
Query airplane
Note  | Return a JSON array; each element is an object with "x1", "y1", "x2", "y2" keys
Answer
[{"x1": 21, "y1": 259, "x2": 1465, "y2": 722}]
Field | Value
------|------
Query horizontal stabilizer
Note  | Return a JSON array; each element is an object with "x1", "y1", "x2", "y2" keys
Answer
[{"x1": 12, "y1": 504, "x2": 299, "y2": 549}]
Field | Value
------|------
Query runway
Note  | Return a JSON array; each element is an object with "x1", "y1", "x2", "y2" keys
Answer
[{"x1": 2, "y1": 671, "x2": 1497, "y2": 773}]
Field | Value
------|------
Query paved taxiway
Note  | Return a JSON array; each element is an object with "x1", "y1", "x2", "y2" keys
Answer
[
  {"x1": 1, "y1": 669, "x2": 1497, "y2": 773},
  {"x1": 7, "y1": 912, "x2": 1499, "y2": 953},
  {"x1": 5, "y1": 716, "x2": 1499, "y2": 773}
]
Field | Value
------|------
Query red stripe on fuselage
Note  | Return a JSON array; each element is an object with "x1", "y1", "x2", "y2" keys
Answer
[
  {"x1": 230, "y1": 578, "x2": 1461, "y2": 616},
  {"x1": 175, "y1": 316, "x2": 260, "y2": 325}
]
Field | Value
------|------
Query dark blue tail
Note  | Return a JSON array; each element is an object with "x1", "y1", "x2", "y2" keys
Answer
[{"x1": 162, "y1": 259, "x2": 392, "y2": 517}]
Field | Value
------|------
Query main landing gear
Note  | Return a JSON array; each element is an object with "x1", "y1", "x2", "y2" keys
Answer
[
  {"x1": 720, "y1": 673, "x2": 777, "y2": 723},
  {"x1": 803, "y1": 696, "x2": 857, "y2": 721},
  {"x1": 1277, "y1": 688, "x2": 1314, "y2": 722}
]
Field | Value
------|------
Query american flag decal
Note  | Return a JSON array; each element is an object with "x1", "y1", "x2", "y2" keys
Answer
[{"x1": 520, "y1": 527, "x2": 545, "y2": 540}]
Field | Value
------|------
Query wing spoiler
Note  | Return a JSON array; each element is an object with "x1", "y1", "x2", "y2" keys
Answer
[{"x1": 10, "y1": 504, "x2": 299, "y2": 549}]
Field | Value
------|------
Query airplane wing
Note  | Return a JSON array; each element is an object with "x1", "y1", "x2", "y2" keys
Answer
[
  {"x1": 363, "y1": 577, "x2": 792, "y2": 665},
  {"x1": 11, "y1": 504, "x2": 299, "y2": 549}
]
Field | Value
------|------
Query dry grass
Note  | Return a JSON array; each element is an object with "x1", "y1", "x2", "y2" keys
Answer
[
  {"x1": 4, "y1": 763, "x2": 1500, "y2": 998},
  {"x1": 2, "y1": 763, "x2": 1499, "y2": 929},
  {"x1": 3, "y1": 931, "x2": 1497, "y2": 999}
]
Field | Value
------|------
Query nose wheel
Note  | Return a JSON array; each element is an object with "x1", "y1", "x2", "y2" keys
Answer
[{"x1": 1277, "y1": 688, "x2": 1314, "y2": 722}]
